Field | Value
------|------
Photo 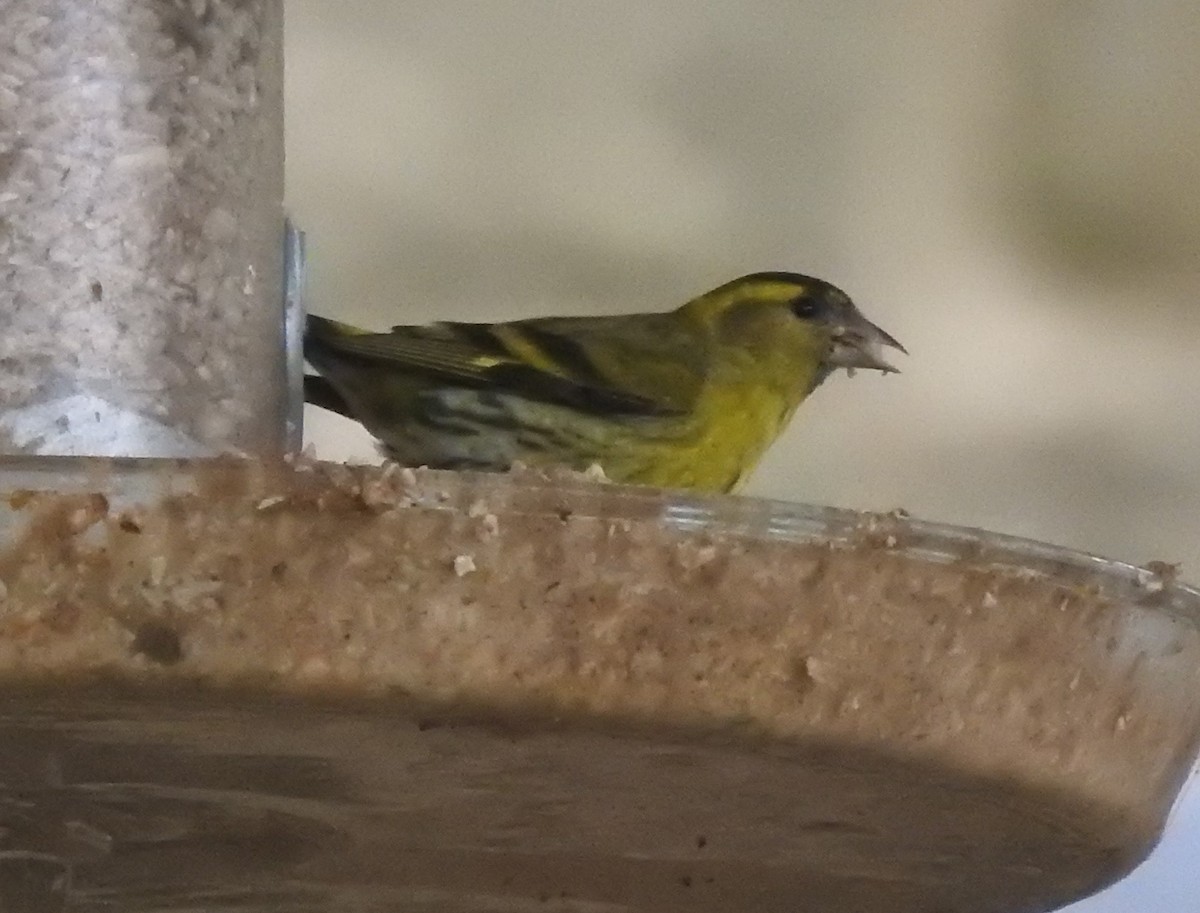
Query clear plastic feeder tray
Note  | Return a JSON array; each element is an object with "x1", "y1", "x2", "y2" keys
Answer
[{"x1": 0, "y1": 458, "x2": 1197, "y2": 913}]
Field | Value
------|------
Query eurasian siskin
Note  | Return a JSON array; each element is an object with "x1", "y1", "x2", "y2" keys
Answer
[{"x1": 304, "y1": 271, "x2": 904, "y2": 492}]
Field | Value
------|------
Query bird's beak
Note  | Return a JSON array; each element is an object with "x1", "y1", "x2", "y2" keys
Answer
[{"x1": 828, "y1": 310, "x2": 907, "y2": 375}]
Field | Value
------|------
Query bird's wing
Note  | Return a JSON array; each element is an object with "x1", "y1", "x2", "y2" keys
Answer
[
  {"x1": 503, "y1": 312, "x2": 709, "y2": 415},
  {"x1": 307, "y1": 313, "x2": 707, "y2": 417}
]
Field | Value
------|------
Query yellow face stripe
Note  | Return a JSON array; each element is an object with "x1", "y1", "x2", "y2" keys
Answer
[
  {"x1": 683, "y1": 277, "x2": 807, "y2": 322},
  {"x1": 751, "y1": 280, "x2": 808, "y2": 302}
]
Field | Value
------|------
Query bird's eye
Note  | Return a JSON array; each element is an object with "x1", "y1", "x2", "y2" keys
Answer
[{"x1": 791, "y1": 296, "x2": 820, "y2": 319}]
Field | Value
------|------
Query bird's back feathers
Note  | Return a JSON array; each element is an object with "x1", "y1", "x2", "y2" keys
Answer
[{"x1": 305, "y1": 312, "x2": 706, "y2": 418}]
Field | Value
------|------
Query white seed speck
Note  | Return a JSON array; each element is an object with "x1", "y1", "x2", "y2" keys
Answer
[
  {"x1": 480, "y1": 513, "x2": 500, "y2": 538},
  {"x1": 804, "y1": 656, "x2": 832, "y2": 686},
  {"x1": 148, "y1": 555, "x2": 167, "y2": 587},
  {"x1": 583, "y1": 462, "x2": 609, "y2": 482}
]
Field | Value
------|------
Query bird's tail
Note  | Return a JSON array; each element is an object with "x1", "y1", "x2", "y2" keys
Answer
[
  {"x1": 306, "y1": 313, "x2": 371, "y2": 343},
  {"x1": 303, "y1": 375, "x2": 353, "y2": 417},
  {"x1": 303, "y1": 315, "x2": 369, "y2": 417},
  {"x1": 303, "y1": 313, "x2": 373, "y2": 365}
]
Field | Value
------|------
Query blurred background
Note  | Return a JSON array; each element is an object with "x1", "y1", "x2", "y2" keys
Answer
[{"x1": 285, "y1": 2, "x2": 1199, "y2": 909}]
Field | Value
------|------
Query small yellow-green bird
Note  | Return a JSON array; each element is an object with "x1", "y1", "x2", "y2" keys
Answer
[{"x1": 304, "y1": 272, "x2": 904, "y2": 492}]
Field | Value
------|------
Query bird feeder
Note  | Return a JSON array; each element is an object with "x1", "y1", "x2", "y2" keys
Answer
[
  {"x1": 0, "y1": 0, "x2": 293, "y2": 458},
  {"x1": 1, "y1": 3, "x2": 1198, "y2": 912}
]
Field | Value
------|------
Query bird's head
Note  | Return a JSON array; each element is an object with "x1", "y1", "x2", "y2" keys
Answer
[{"x1": 683, "y1": 271, "x2": 906, "y2": 388}]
